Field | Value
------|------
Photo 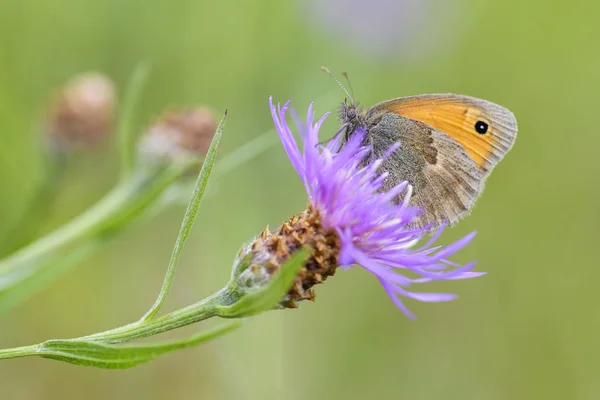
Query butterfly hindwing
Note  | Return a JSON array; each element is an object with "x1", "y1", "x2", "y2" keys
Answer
[{"x1": 365, "y1": 113, "x2": 482, "y2": 229}]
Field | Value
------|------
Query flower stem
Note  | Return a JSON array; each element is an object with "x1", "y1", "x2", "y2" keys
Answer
[
  {"x1": 118, "y1": 62, "x2": 151, "y2": 179},
  {"x1": 0, "y1": 344, "x2": 40, "y2": 360},
  {"x1": 0, "y1": 154, "x2": 66, "y2": 255},
  {"x1": 0, "y1": 163, "x2": 189, "y2": 300},
  {"x1": 82, "y1": 289, "x2": 228, "y2": 344}
]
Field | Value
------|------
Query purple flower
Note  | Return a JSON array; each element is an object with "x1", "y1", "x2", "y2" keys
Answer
[{"x1": 270, "y1": 97, "x2": 483, "y2": 318}]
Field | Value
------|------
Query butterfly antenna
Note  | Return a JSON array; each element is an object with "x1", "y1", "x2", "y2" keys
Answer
[
  {"x1": 341, "y1": 72, "x2": 356, "y2": 104},
  {"x1": 321, "y1": 66, "x2": 352, "y2": 102}
]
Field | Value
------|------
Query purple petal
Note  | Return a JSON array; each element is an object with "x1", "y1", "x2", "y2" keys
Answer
[
  {"x1": 404, "y1": 292, "x2": 458, "y2": 302},
  {"x1": 268, "y1": 97, "x2": 482, "y2": 318},
  {"x1": 378, "y1": 277, "x2": 416, "y2": 319}
]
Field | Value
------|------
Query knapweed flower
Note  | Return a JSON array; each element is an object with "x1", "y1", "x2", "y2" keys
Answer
[
  {"x1": 138, "y1": 107, "x2": 218, "y2": 165},
  {"x1": 235, "y1": 98, "x2": 483, "y2": 318},
  {"x1": 43, "y1": 72, "x2": 115, "y2": 153}
]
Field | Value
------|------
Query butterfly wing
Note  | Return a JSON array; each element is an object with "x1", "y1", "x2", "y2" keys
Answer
[
  {"x1": 366, "y1": 94, "x2": 518, "y2": 178},
  {"x1": 365, "y1": 113, "x2": 482, "y2": 229}
]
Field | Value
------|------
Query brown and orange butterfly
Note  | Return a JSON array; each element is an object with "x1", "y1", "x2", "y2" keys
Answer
[{"x1": 329, "y1": 71, "x2": 518, "y2": 229}]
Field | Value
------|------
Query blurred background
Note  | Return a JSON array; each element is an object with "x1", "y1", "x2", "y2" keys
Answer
[{"x1": 0, "y1": 0, "x2": 598, "y2": 399}]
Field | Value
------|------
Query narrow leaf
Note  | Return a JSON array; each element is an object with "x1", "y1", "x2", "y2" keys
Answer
[
  {"x1": 37, "y1": 321, "x2": 240, "y2": 369},
  {"x1": 142, "y1": 110, "x2": 228, "y2": 321}
]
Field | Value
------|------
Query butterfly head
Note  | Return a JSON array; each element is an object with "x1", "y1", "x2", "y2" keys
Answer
[
  {"x1": 321, "y1": 67, "x2": 366, "y2": 140},
  {"x1": 338, "y1": 98, "x2": 366, "y2": 135}
]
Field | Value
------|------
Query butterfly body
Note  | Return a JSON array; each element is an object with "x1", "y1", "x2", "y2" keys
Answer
[{"x1": 340, "y1": 94, "x2": 518, "y2": 229}]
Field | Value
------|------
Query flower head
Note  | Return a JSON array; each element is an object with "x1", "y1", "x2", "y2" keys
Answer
[
  {"x1": 43, "y1": 72, "x2": 115, "y2": 154},
  {"x1": 138, "y1": 107, "x2": 218, "y2": 166},
  {"x1": 237, "y1": 98, "x2": 483, "y2": 318}
]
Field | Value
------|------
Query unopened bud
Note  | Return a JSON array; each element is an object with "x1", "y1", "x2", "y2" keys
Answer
[
  {"x1": 43, "y1": 72, "x2": 115, "y2": 153},
  {"x1": 234, "y1": 206, "x2": 341, "y2": 308},
  {"x1": 137, "y1": 107, "x2": 218, "y2": 166}
]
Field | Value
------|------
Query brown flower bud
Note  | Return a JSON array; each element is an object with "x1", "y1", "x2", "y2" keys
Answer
[
  {"x1": 43, "y1": 72, "x2": 115, "y2": 153},
  {"x1": 236, "y1": 206, "x2": 341, "y2": 308},
  {"x1": 138, "y1": 107, "x2": 218, "y2": 165}
]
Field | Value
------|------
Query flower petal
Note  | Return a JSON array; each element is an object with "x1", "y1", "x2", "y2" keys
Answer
[{"x1": 269, "y1": 98, "x2": 482, "y2": 318}]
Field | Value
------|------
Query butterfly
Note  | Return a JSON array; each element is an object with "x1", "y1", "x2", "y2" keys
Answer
[{"x1": 326, "y1": 69, "x2": 518, "y2": 230}]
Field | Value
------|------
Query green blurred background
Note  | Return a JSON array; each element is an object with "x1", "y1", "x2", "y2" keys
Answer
[{"x1": 1, "y1": 0, "x2": 598, "y2": 398}]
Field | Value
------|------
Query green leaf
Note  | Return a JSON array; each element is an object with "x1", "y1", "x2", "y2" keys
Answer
[
  {"x1": 36, "y1": 321, "x2": 240, "y2": 369},
  {"x1": 141, "y1": 110, "x2": 228, "y2": 321},
  {"x1": 216, "y1": 247, "x2": 310, "y2": 318}
]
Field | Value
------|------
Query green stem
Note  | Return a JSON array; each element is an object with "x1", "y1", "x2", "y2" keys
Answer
[
  {"x1": 0, "y1": 163, "x2": 188, "y2": 294},
  {"x1": 0, "y1": 344, "x2": 40, "y2": 360},
  {"x1": 0, "y1": 153, "x2": 66, "y2": 255},
  {"x1": 0, "y1": 183, "x2": 134, "y2": 273},
  {"x1": 81, "y1": 288, "x2": 232, "y2": 344},
  {"x1": 118, "y1": 63, "x2": 151, "y2": 179},
  {"x1": 0, "y1": 283, "x2": 236, "y2": 362},
  {"x1": 0, "y1": 248, "x2": 309, "y2": 366}
]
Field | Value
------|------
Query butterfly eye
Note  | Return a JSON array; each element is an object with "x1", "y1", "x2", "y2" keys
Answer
[{"x1": 474, "y1": 121, "x2": 488, "y2": 134}]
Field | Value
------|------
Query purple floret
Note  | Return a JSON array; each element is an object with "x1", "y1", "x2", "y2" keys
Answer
[{"x1": 270, "y1": 97, "x2": 483, "y2": 318}]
